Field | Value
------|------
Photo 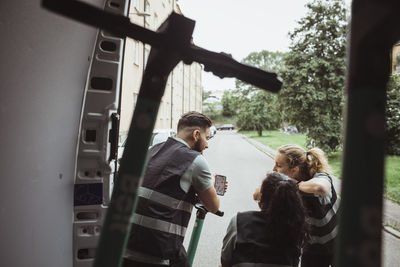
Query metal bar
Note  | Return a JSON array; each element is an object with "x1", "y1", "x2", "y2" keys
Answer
[{"x1": 92, "y1": 13, "x2": 195, "y2": 267}]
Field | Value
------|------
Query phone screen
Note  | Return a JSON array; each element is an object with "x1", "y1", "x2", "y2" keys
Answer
[{"x1": 214, "y1": 174, "x2": 226, "y2": 196}]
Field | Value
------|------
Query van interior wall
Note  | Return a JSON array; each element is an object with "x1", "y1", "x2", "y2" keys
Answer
[{"x1": 0, "y1": 1, "x2": 104, "y2": 266}]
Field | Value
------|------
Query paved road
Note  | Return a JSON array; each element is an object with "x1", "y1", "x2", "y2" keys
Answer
[
  {"x1": 382, "y1": 230, "x2": 400, "y2": 267},
  {"x1": 183, "y1": 131, "x2": 400, "y2": 267},
  {"x1": 183, "y1": 131, "x2": 275, "y2": 266}
]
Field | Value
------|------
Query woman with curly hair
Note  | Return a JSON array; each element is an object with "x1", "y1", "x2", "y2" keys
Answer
[
  {"x1": 221, "y1": 172, "x2": 308, "y2": 267},
  {"x1": 268, "y1": 144, "x2": 339, "y2": 267}
]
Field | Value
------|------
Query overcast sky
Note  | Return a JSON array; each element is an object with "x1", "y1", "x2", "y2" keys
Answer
[{"x1": 178, "y1": 0, "x2": 351, "y2": 93}]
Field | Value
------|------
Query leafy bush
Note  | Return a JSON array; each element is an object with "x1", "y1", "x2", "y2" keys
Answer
[
  {"x1": 386, "y1": 75, "x2": 400, "y2": 155},
  {"x1": 232, "y1": 51, "x2": 286, "y2": 136}
]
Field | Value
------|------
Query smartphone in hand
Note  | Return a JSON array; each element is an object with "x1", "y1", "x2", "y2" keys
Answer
[{"x1": 214, "y1": 174, "x2": 227, "y2": 196}]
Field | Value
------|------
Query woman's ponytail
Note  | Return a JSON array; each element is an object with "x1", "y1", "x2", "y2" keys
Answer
[{"x1": 306, "y1": 148, "x2": 331, "y2": 177}]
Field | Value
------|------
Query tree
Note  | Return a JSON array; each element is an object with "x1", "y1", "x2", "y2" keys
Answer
[
  {"x1": 386, "y1": 75, "x2": 400, "y2": 155},
  {"x1": 221, "y1": 90, "x2": 237, "y2": 117},
  {"x1": 202, "y1": 89, "x2": 212, "y2": 101},
  {"x1": 236, "y1": 91, "x2": 281, "y2": 136},
  {"x1": 279, "y1": 0, "x2": 347, "y2": 152},
  {"x1": 202, "y1": 101, "x2": 220, "y2": 121},
  {"x1": 234, "y1": 50, "x2": 286, "y2": 136}
]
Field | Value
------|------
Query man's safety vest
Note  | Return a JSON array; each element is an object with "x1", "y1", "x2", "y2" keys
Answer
[
  {"x1": 127, "y1": 137, "x2": 199, "y2": 259},
  {"x1": 301, "y1": 173, "x2": 339, "y2": 256},
  {"x1": 231, "y1": 211, "x2": 299, "y2": 267}
]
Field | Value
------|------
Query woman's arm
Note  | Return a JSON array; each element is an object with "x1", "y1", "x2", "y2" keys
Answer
[
  {"x1": 298, "y1": 177, "x2": 331, "y2": 197},
  {"x1": 253, "y1": 186, "x2": 261, "y2": 201}
]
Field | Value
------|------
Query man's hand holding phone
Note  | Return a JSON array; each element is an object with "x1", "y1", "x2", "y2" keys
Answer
[{"x1": 214, "y1": 174, "x2": 228, "y2": 196}]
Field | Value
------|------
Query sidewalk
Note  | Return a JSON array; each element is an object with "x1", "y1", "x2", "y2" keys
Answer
[{"x1": 241, "y1": 134, "x2": 400, "y2": 238}]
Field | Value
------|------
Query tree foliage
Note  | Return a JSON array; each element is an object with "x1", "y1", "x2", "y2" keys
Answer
[
  {"x1": 386, "y1": 75, "x2": 400, "y2": 155},
  {"x1": 279, "y1": 0, "x2": 347, "y2": 152},
  {"x1": 221, "y1": 90, "x2": 236, "y2": 117},
  {"x1": 202, "y1": 101, "x2": 220, "y2": 121},
  {"x1": 232, "y1": 50, "x2": 286, "y2": 135},
  {"x1": 202, "y1": 90, "x2": 212, "y2": 101},
  {"x1": 235, "y1": 91, "x2": 281, "y2": 136}
]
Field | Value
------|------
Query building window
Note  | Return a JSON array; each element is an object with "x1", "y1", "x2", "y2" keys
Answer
[
  {"x1": 165, "y1": 101, "x2": 169, "y2": 117},
  {"x1": 144, "y1": 48, "x2": 150, "y2": 68},
  {"x1": 143, "y1": 0, "x2": 150, "y2": 27},
  {"x1": 133, "y1": 41, "x2": 139, "y2": 66},
  {"x1": 160, "y1": 101, "x2": 165, "y2": 116},
  {"x1": 133, "y1": 93, "x2": 138, "y2": 107},
  {"x1": 154, "y1": 13, "x2": 158, "y2": 30},
  {"x1": 133, "y1": 0, "x2": 140, "y2": 11}
]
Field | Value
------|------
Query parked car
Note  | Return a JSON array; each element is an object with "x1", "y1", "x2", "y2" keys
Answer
[
  {"x1": 218, "y1": 123, "x2": 235, "y2": 130},
  {"x1": 280, "y1": 125, "x2": 299, "y2": 134},
  {"x1": 210, "y1": 125, "x2": 217, "y2": 137},
  {"x1": 150, "y1": 129, "x2": 177, "y2": 146}
]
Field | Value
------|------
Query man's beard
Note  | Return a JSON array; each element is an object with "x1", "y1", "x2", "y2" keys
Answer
[{"x1": 193, "y1": 139, "x2": 202, "y2": 153}]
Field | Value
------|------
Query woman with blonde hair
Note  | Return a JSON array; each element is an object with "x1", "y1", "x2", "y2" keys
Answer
[{"x1": 255, "y1": 144, "x2": 339, "y2": 267}]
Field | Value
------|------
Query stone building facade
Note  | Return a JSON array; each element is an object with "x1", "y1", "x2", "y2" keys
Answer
[{"x1": 120, "y1": 0, "x2": 203, "y2": 141}]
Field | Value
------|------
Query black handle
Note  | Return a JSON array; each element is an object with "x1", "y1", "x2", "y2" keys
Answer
[
  {"x1": 214, "y1": 210, "x2": 224, "y2": 217},
  {"x1": 194, "y1": 203, "x2": 224, "y2": 217},
  {"x1": 186, "y1": 45, "x2": 282, "y2": 93},
  {"x1": 108, "y1": 113, "x2": 120, "y2": 161}
]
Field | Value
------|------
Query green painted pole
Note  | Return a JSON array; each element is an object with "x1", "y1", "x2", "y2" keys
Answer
[
  {"x1": 187, "y1": 209, "x2": 207, "y2": 266},
  {"x1": 93, "y1": 97, "x2": 161, "y2": 267},
  {"x1": 92, "y1": 14, "x2": 196, "y2": 267}
]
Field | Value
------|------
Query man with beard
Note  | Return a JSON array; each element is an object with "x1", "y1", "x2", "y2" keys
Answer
[{"x1": 123, "y1": 111, "x2": 221, "y2": 267}]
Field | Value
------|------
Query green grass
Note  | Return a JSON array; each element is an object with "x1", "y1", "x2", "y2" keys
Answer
[
  {"x1": 327, "y1": 154, "x2": 400, "y2": 204},
  {"x1": 385, "y1": 156, "x2": 400, "y2": 204},
  {"x1": 327, "y1": 151, "x2": 342, "y2": 178},
  {"x1": 240, "y1": 130, "x2": 307, "y2": 150},
  {"x1": 241, "y1": 130, "x2": 400, "y2": 204}
]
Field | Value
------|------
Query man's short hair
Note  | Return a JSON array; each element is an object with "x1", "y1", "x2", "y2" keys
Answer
[{"x1": 177, "y1": 111, "x2": 212, "y2": 131}]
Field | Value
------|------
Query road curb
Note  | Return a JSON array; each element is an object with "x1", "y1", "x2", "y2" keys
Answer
[
  {"x1": 384, "y1": 225, "x2": 400, "y2": 239},
  {"x1": 240, "y1": 134, "x2": 276, "y2": 159}
]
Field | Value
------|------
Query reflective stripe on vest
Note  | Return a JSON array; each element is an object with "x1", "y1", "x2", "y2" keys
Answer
[
  {"x1": 308, "y1": 197, "x2": 340, "y2": 227},
  {"x1": 138, "y1": 186, "x2": 193, "y2": 213},
  {"x1": 232, "y1": 263, "x2": 292, "y2": 267},
  {"x1": 130, "y1": 213, "x2": 187, "y2": 237},
  {"x1": 309, "y1": 225, "x2": 339, "y2": 244}
]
